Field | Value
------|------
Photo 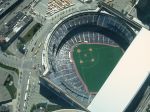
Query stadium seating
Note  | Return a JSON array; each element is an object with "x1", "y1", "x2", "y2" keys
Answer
[{"x1": 46, "y1": 12, "x2": 135, "y2": 106}]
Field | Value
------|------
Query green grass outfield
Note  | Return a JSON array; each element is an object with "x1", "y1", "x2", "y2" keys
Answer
[{"x1": 72, "y1": 44, "x2": 123, "y2": 92}]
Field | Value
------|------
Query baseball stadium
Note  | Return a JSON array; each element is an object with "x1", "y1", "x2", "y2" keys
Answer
[{"x1": 41, "y1": 5, "x2": 137, "y2": 110}]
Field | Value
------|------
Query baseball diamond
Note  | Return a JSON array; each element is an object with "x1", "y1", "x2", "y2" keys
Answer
[{"x1": 72, "y1": 43, "x2": 123, "y2": 92}]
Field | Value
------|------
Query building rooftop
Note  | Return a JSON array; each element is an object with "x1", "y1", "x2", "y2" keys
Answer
[
  {"x1": 0, "y1": 11, "x2": 33, "y2": 43},
  {"x1": 0, "y1": 0, "x2": 18, "y2": 16},
  {"x1": 88, "y1": 28, "x2": 150, "y2": 112}
]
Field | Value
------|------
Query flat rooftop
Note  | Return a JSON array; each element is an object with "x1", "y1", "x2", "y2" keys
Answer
[
  {"x1": 88, "y1": 28, "x2": 150, "y2": 112},
  {"x1": 0, "y1": 0, "x2": 18, "y2": 15},
  {"x1": 0, "y1": 11, "x2": 33, "y2": 42}
]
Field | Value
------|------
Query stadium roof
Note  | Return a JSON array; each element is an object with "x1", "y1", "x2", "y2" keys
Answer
[{"x1": 88, "y1": 28, "x2": 150, "y2": 112}]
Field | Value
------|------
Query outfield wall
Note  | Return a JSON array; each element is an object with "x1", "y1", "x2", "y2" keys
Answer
[{"x1": 88, "y1": 28, "x2": 150, "y2": 112}]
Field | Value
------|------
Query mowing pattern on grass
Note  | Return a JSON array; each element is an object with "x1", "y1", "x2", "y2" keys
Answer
[{"x1": 72, "y1": 44, "x2": 123, "y2": 92}]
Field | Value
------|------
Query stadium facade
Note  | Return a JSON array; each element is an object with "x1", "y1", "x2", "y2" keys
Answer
[{"x1": 41, "y1": 2, "x2": 142, "y2": 111}]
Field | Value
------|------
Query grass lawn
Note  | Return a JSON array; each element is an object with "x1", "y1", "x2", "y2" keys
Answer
[
  {"x1": 5, "y1": 83, "x2": 17, "y2": 99},
  {"x1": 4, "y1": 75, "x2": 17, "y2": 99},
  {"x1": 0, "y1": 62, "x2": 19, "y2": 75},
  {"x1": 20, "y1": 23, "x2": 42, "y2": 44},
  {"x1": 73, "y1": 44, "x2": 123, "y2": 92}
]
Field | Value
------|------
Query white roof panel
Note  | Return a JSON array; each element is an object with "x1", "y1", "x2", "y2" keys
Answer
[{"x1": 88, "y1": 28, "x2": 150, "y2": 112}]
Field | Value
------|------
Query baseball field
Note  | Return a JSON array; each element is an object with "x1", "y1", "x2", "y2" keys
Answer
[{"x1": 72, "y1": 43, "x2": 123, "y2": 92}]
